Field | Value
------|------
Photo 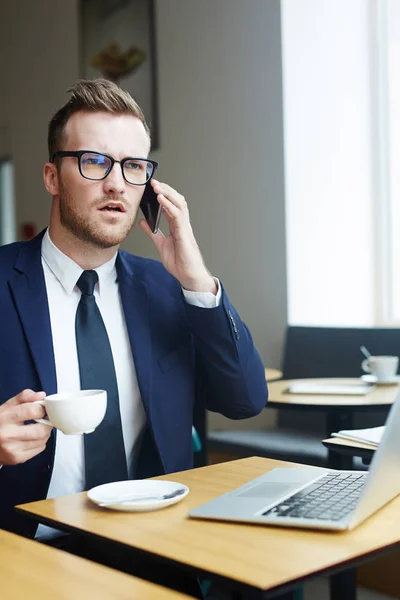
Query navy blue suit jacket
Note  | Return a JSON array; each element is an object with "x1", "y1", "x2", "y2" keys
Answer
[{"x1": 0, "y1": 231, "x2": 268, "y2": 537}]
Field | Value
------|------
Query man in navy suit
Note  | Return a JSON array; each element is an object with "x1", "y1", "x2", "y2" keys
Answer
[{"x1": 0, "y1": 79, "x2": 267, "y2": 542}]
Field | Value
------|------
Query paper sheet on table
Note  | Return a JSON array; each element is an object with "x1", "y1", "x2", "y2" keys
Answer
[
  {"x1": 286, "y1": 383, "x2": 374, "y2": 396},
  {"x1": 331, "y1": 426, "x2": 385, "y2": 447}
]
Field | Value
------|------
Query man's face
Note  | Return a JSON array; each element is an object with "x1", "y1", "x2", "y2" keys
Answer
[{"x1": 53, "y1": 111, "x2": 151, "y2": 249}]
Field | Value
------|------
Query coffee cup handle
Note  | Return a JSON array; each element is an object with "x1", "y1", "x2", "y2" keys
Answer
[
  {"x1": 361, "y1": 358, "x2": 371, "y2": 373},
  {"x1": 32, "y1": 400, "x2": 53, "y2": 427}
]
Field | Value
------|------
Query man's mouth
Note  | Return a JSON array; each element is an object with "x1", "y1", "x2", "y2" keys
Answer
[{"x1": 98, "y1": 202, "x2": 126, "y2": 213}]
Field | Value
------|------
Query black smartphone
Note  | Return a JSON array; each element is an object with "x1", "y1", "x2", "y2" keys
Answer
[{"x1": 140, "y1": 182, "x2": 162, "y2": 234}]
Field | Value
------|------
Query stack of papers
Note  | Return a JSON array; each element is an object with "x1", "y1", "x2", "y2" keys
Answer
[{"x1": 331, "y1": 426, "x2": 385, "y2": 447}]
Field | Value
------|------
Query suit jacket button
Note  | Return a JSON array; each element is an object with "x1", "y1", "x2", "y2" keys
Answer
[{"x1": 41, "y1": 464, "x2": 51, "y2": 475}]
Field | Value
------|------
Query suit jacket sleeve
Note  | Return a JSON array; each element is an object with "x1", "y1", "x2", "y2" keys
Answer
[{"x1": 183, "y1": 283, "x2": 268, "y2": 418}]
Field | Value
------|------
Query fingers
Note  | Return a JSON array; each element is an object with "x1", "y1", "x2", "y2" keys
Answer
[
  {"x1": 7, "y1": 437, "x2": 49, "y2": 453},
  {"x1": 149, "y1": 181, "x2": 192, "y2": 235},
  {"x1": 1, "y1": 440, "x2": 49, "y2": 465},
  {"x1": 0, "y1": 422, "x2": 51, "y2": 445},
  {"x1": 0, "y1": 423, "x2": 52, "y2": 465},
  {"x1": 14, "y1": 422, "x2": 53, "y2": 442},
  {"x1": 17, "y1": 443, "x2": 48, "y2": 464},
  {"x1": 0, "y1": 390, "x2": 51, "y2": 465},
  {"x1": 152, "y1": 180, "x2": 188, "y2": 212},
  {"x1": 156, "y1": 196, "x2": 192, "y2": 242},
  {"x1": 157, "y1": 195, "x2": 181, "y2": 222},
  {"x1": 1, "y1": 399, "x2": 47, "y2": 425},
  {"x1": 5, "y1": 389, "x2": 46, "y2": 408}
]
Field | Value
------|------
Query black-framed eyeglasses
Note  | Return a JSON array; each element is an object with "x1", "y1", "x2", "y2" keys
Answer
[{"x1": 52, "y1": 150, "x2": 158, "y2": 186}]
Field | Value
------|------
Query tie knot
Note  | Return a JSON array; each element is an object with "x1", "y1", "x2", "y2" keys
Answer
[{"x1": 77, "y1": 270, "x2": 98, "y2": 296}]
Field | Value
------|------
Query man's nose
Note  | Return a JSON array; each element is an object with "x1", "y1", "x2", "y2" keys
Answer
[{"x1": 102, "y1": 162, "x2": 126, "y2": 195}]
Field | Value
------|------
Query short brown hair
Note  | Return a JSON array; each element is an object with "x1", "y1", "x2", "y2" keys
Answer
[{"x1": 48, "y1": 78, "x2": 150, "y2": 161}]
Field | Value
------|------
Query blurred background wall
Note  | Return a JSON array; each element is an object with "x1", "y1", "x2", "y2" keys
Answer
[{"x1": 0, "y1": 0, "x2": 287, "y2": 429}]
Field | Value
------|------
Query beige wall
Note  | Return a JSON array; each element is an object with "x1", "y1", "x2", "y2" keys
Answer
[
  {"x1": 0, "y1": 0, "x2": 80, "y2": 227},
  {"x1": 0, "y1": 0, "x2": 287, "y2": 430}
]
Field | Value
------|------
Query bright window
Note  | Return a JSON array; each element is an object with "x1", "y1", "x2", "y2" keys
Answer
[
  {"x1": 386, "y1": 0, "x2": 400, "y2": 322},
  {"x1": 281, "y1": 0, "x2": 392, "y2": 326}
]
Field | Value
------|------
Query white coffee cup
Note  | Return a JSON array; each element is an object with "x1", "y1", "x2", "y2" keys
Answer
[
  {"x1": 361, "y1": 356, "x2": 399, "y2": 382},
  {"x1": 33, "y1": 390, "x2": 107, "y2": 435}
]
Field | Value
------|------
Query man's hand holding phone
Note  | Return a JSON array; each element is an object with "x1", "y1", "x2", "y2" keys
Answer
[{"x1": 139, "y1": 179, "x2": 217, "y2": 294}]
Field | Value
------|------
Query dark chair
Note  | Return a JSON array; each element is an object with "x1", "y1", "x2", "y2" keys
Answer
[
  {"x1": 207, "y1": 326, "x2": 398, "y2": 467},
  {"x1": 282, "y1": 325, "x2": 400, "y2": 379}
]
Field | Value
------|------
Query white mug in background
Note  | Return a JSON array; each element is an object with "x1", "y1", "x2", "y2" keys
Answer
[
  {"x1": 361, "y1": 356, "x2": 399, "y2": 382},
  {"x1": 33, "y1": 390, "x2": 107, "y2": 435}
]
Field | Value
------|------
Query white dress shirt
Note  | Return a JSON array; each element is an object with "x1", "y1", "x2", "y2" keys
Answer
[{"x1": 35, "y1": 229, "x2": 220, "y2": 539}]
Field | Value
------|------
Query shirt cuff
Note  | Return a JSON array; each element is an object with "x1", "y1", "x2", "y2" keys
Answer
[{"x1": 182, "y1": 277, "x2": 221, "y2": 308}]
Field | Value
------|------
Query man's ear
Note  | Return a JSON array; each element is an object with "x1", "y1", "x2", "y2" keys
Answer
[{"x1": 43, "y1": 162, "x2": 59, "y2": 196}]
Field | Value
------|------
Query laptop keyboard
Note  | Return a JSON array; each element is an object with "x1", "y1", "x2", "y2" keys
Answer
[{"x1": 262, "y1": 472, "x2": 368, "y2": 521}]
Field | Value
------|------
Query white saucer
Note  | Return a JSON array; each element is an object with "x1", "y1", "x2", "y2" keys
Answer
[
  {"x1": 361, "y1": 374, "x2": 400, "y2": 385},
  {"x1": 87, "y1": 480, "x2": 189, "y2": 512}
]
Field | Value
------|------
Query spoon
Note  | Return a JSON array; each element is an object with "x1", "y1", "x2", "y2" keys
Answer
[
  {"x1": 99, "y1": 487, "x2": 186, "y2": 507},
  {"x1": 360, "y1": 346, "x2": 371, "y2": 360}
]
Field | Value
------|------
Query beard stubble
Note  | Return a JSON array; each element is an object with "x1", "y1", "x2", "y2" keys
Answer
[{"x1": 58, "y1": 181, "x2": 137, "y2": 249}]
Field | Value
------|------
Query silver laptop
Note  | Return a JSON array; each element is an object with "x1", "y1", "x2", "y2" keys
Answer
[{"x1": 189, "y1": 395, "x2": 400, "y2": 531}]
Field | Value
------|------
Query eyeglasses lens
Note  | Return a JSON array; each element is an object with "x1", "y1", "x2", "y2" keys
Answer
[
  {"x1": 80, "y1": 152, "x2": 153, "y2": 185},
  {"x1": 123, "y1": 159, "x2": 154, "y2": 184},
  {"x1": 80, "y1": 152, "x2": 111, "y2": 180}
]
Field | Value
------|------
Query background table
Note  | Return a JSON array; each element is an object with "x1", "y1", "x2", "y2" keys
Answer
[
  {"x1": 0, "y1": 528, "x2": 191, "y2": 600},
  {"x1": 265, "y1": 368, "x2": 283, "y2": 382},
  {"x1": 266, "y1": 378, "x2": 397, "y2": 468},
  {"x1": 17, "y1": 456, "x2": 400, "y2": 600},
  {"x1": 322, "y1": 437, "x2": 376, "y2": 463},
  {"x1": 267, "y1": 378, "x2": 398, "y2": 429}
]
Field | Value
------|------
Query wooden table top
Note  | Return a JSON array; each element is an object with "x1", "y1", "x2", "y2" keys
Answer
[
  {"x1": 265, "y1": 368, "x2": 283, "y2": 382},
  {"x1": 266, "y1": 378, "x2": 399, "y2": 408},
  {"x1": 0, "y1": 528, "x2": 191, "y2": 600},
  {"x1": 17, "y1": 457, "x2": 400, "y2": 593}
]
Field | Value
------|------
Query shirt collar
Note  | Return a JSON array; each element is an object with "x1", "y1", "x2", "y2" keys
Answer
[{"x1": 41, "y1": 229, "x2": 117, "y2": 296}]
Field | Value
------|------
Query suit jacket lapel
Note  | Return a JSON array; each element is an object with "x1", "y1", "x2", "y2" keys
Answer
[
  {"x1": 8, "y1": 231, "x2": 57, "y2": 395},
  {"x1": 117, "y1": 252, "x2": 153, "y2": 415}
]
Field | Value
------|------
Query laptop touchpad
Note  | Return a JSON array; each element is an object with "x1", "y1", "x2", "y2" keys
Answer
[{"x1": 237, "y1": 482, "x2": 300, "y2": 500}]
